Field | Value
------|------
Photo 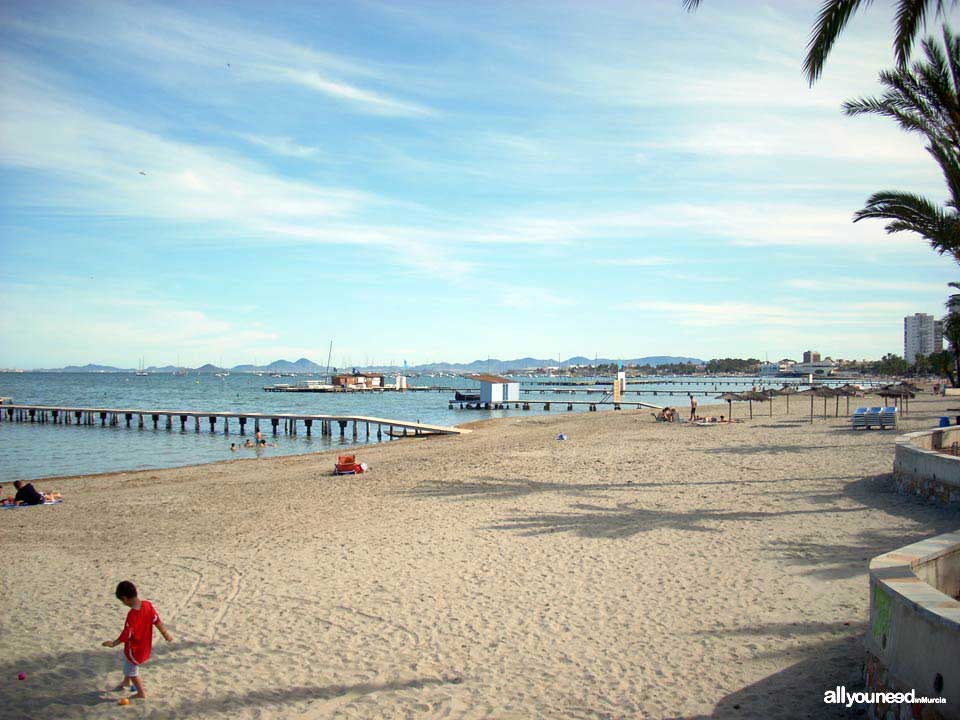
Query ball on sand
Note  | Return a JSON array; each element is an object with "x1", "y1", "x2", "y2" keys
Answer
[
  {"x1": 17, "y1": 672, "x2": 25, "y2": 681},
  {"x1": 118, "y1": 698, "x2": 130, "y2": 706}
]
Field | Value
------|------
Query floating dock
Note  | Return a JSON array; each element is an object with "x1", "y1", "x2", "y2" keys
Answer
[{"x1": 0, "y1": 404, "x2": 467, "y2": 441}]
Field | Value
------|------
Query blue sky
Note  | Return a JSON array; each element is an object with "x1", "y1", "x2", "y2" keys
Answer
[{"x1": 1, "y1": 0, "x2": 957, "y2": 368}]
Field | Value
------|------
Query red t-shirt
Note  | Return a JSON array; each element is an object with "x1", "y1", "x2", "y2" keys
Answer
[{"x1": 115, "y1": 600, "x2": 159, "y2": 665}]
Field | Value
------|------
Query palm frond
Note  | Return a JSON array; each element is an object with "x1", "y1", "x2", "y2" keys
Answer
[
  {"x1": 681, "y1": 0, "x2": 702, "y2": 10},
  {"x1": 894, "y1": 0, "x2": 934, "y2": 67},
  {"x1": 804, "y1": 0, "x2": 871, "y2": 84},
  {"x1": 854, "y1": 190, "x2": 960, "y2": 260}
]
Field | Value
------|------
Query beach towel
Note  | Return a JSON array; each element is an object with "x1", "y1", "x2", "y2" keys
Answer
[{"x1": 2, "y1": 499, "x2": 63, "y2": 509}]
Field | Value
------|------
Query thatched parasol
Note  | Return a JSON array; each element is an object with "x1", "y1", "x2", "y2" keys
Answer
[
  {"x1": 834, "y1": 383, "x2": 864, "y2": 415},
  {"x1": 797, "y1": 386, "x2": 837, "y2": 422},
  {"x1": 876, "y1": 385, "x2": 916, "y2": 413},
  {"x1": 715, "y1": 392, "x2": 743, "y2": 420},
  {"x1": 769, "y1": 385, "x2": 799, "y2": 414},
  {"x1": 737, "y1": 390, "x2": 770, "y2": 419}
]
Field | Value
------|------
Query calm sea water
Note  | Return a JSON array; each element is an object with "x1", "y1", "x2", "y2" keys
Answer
[{"x1": 0, "y1": 372, "x2": 843, "y2": 481}]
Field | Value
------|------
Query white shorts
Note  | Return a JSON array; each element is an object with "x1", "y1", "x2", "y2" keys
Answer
[{"x1": 122, "y1": 656, "x2": 140, "y2": 678}]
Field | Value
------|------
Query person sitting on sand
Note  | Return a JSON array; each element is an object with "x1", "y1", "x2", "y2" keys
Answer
[{"x1": 13, "y1": 480, "x2": 44, "y2": 506}]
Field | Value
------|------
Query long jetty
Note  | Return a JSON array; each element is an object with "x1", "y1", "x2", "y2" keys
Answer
[
  {"x1": 450, "y1": 399, "x2": 662, "y2": 412},
  {"x1": 0, "y1": 404, "x2": 467, "y2": 441}
]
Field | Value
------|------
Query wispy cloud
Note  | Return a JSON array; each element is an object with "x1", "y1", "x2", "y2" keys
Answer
[
  {"x1": 2, "y1": 0, "x2": 437, "y2": 118},
  {"x1": 626, "y1": 299, "x2": 912, "y2": 328},
  {"x1": 785, "y1": 277, "x2": 949, "y2": 293},
  {"x1": 268, "y1": 67, "x2": 436, "y2": 117},
  {"x1": 594, "y1": 257, "x2": 674, "y2": 267},
  {"x1": 236, "y1": 134, "x2": 320, "y2": 158}
]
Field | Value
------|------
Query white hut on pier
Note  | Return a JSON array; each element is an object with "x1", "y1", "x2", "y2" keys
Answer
[{"x1": 467, "y1": 374, "x2": 520, "y2": 403}]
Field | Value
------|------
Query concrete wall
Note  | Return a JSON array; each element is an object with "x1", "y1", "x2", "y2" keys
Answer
[
  {"x1": 893, "y1": 428, "x2": 960, "y2": 506},
  {"x1": 866, "y1": 532, "x2": 960, "y2": 720}
]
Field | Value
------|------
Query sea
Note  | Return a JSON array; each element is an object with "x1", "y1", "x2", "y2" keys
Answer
[{"x1": 0, "y1": 372, "x2": 857, "y2": 482}]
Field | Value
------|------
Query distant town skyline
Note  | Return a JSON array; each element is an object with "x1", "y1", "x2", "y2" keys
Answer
[{"x1": 1, "y1": 1, "x2": 956, "y2": 368}]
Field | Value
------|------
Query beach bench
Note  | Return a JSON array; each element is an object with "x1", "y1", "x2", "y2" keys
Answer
[
  {"x1": 851, "y1": 407, "x2": 867, "y2": 430},
  {"x1": 880, "y1": 406, "x2": 897, "y2": 430},
  {"x1": 864, "y1": 407, "x2": 883, "y2": 429}
]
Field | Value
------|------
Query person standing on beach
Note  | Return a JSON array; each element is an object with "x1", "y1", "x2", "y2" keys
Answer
[
  {"x1": 689, "y1": 394, "x2": 697, "y2": 421},
  {"x1": 102, "y1": 580, "x2": 173, "y2": 699}
]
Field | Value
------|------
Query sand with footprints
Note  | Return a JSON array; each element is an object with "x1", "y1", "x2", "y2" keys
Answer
[{"x1": 2, "y1": 392, "x2": 959, "y2": 719}]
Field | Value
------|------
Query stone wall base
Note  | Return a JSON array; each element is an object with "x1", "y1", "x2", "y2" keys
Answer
[
  {"x1": 864, "y1": 651, "x2": 946, "y2": 720},
  {"x1": 893, "y1": 472, "x2": 960, "y2": 506}
]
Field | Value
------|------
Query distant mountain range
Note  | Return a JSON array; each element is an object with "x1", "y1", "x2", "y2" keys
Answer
[{"x1": 24, "y1": 356, "x2": 704, "y2": 374}]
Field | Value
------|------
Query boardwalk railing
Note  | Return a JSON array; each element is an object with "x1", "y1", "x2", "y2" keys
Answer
[{"x1": 0, "y1": 404, "x2": 467, "y2": 441}]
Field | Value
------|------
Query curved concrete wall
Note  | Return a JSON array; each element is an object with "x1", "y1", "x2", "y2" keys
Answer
[
  {"x1": 866, "y1": 531, "x2": 960, "y2": 720},
  {"x1": 893, "y1": 427, "x2": 960, "y2": 506}
]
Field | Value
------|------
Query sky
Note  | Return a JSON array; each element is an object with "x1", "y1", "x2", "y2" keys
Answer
[{"x1": 1, "y1": 0, "x2": 958, "y2": 369}]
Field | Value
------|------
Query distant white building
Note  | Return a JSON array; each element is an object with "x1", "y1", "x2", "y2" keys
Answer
[
  {"x1": 467, "y1": 374, "x2": 520, "y2": 403},
  {"x1": 760, "y1": 359, "x2": 797, "y2": 376},
  {"x1": 793, "y1": 358, "x2": 837, "y2": 376},
  {"x1": 904, "y1": 313, "x2": 943, "y2": 363},
  {"x1": 759, "y1": 362, "x2": 780, "y2": 376}
]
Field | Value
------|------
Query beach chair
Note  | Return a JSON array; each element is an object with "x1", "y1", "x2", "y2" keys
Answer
[
  {"x1": 880, "y1": 406, "x2": 898, "y2": 430},
  {"x1": 851, "y1": 407, "x2": 867, "y2": 430},
  {"x1": 864, "y1": 407, "x2": 882, "y2": 429},
  {"x1": 334, "y1": 455, "x2": 363, "y2": 475}
]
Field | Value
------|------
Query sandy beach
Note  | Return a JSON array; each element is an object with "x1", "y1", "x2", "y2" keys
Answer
[{"x1": 2, "y1": 393, "x2": 959, "y2": 719}]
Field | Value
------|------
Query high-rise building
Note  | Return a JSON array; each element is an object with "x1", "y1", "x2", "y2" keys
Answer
[
  {"x1": 904, "y1": 313, "x2": 943, "y2": 362},
  {"x1": 802, "y1": 350, "x2": 821, "y2": 364}
]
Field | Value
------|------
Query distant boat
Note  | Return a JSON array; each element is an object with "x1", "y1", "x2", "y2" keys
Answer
[{"x1": 135, "y1": 358, "x2": 148, "y2": 376}]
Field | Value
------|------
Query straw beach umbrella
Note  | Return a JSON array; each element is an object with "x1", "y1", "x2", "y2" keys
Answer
[
  {"x1": 877, "y1": 385, "x2": 916, "y2": 414},
  {"x1": 715, "y1": 392, "x2": 742, "y2": 420},
  {"x1": 771, "y1": 385, "x2": 799, "y2": 414},
  {"x1": 737, "y1": 390, "x2": 770, "y2": 419},
  {"x1": 797, "y1": 386, "x2": 836, "y2": 422},
  {"x1": 835, "y1": 384, "x2": 863, "y2": 415}
]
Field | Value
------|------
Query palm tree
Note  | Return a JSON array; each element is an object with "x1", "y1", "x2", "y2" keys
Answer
[
  {"x1": 682, "y1": 0, "x2": 959, "y2": 84},
  {"x1": 844, "y1": 26, "x2": 960, "y2": 261},
  {"x1": 943, "y1": 309, "x2": 960, "y2": 384}
]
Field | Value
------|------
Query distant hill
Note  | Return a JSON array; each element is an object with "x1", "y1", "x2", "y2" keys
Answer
[
  {"x1": 35, "y1": 355, "x2": 703, "y2": 373},
  {"x1": 58, "y1": 364, "x2": 129, "y2": 373},
  {"x1": 410, "y1": 356, "x2": 703, "y2": 372}
]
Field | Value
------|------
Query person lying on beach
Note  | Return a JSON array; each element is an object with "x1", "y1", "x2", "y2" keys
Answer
[{"x1": 13, "y1": 480, "x2": 44, "y2": 506}]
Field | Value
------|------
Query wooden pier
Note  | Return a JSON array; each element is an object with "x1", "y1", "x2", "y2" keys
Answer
[
  {"x1": 450, "y1": 399, "x2": 662, "y2": 412},
  {"x1": 0, "y1": 404, "x2": 467, "y2": 442}
]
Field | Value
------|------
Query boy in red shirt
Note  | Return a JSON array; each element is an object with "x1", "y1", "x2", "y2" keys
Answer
[{"x1": 101, "y1": 580, "x2": 173, "y2": 699}]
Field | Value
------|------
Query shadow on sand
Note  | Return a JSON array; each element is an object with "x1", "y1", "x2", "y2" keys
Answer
[
  {"x1": 668, "y1": 634, "x2": 865, "y2": 719},
  {"x1": 764, "y1": 473, "x2": 960, "y2": 580},
  {"x1": 2, "y1": 640, "x2": 458, "y2": 718},
  {"x1": 487, "y1": 502, "x2": 868, "y2": 539},
  {"x1": 1, "y1": 640, "x2": 212, "y2": 717}
]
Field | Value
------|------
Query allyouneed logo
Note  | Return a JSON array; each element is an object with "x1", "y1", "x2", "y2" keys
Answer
[{"x1": 824, "y1": 686, "x2": 946, "y2": 709}]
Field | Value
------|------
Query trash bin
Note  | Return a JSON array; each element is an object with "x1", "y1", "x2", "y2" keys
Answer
[{"x1": 939, "y1": 416, "x2": 951, "y2": 427}]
